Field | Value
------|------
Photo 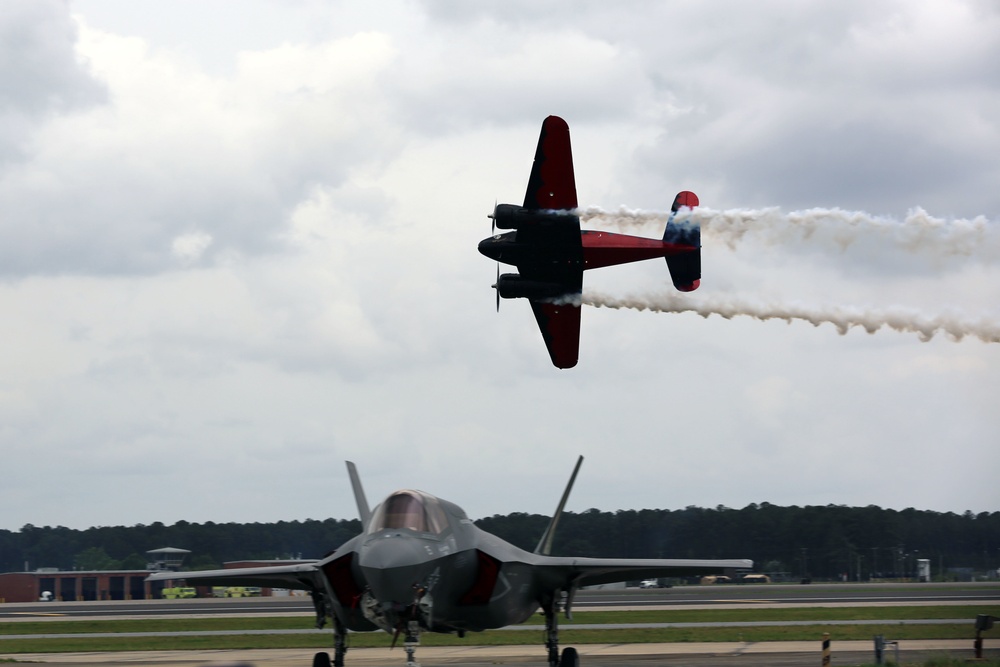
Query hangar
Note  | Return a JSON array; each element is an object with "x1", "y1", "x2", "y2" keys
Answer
[
  {"x1": 0, "y1": 568, "x2": 155, "y2": 602},
  {"x1": 0, "y1": 547, "x2": 189, "y2": 603}
]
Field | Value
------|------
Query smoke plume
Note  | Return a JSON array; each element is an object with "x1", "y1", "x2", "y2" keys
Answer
[
  {"x1": 578, "y1": 206, "x2": 998, "y2": 259},
  {"x1": 580, "y1": 290, "x2": 1000, "y2": 343}
]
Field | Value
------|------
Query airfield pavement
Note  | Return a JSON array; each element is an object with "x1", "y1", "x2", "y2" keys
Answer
[
  {"x1": 3, "y1": 585, "x2": 997, "y2": 666},
  {"x1": 3, "y1": 640, "x2": 999, "y2": 667}
]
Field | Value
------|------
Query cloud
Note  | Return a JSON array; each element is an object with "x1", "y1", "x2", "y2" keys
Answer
[
  {"x1": 0, "y1": 0, "x2": 107, "y2": 167},
  {"x1": 0, "y1": 0, "x2": 997, "y2": 529},
  {"x1": 0, "y1": 20, "x2": 403, "y2": 276},
  {"x1": 171, "y1": 231, "x2": 212, "y2": 264},
  {"x1": 605, "y1": 2, "x2": 1000, "y2": 217}
]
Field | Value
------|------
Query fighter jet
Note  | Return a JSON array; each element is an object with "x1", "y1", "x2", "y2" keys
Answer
[
  {"x1": 478, "y1": 115, "x2": 702, "y2": 369},
  {"x1": 148, "y1": 458, "x2": 751, "y2": 667}
]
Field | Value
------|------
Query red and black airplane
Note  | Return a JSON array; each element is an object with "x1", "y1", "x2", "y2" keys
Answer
[{"x1": 478, "y1": 115, "x2": 702, "y2": 368}]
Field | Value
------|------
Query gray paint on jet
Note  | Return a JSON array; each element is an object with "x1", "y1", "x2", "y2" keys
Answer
[{"x1": 148, "y1": 457, "x2": 751, "y2": 667}]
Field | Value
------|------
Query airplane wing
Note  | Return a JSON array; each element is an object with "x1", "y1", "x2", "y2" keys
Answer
[
  {"x1": 523, "y1": 115, "x2": 577, "y2": 211},
  {"x1": 517, "y1": 220, "x2": 583, "y2": 371},
  {"x1": 146, "y1": 562, "x2": 324, "y2": 592},
  {"x1": 525, "y1": 457, "x2": 751, "y2": 589},
  {"x1": 531, "y1": 556, "x2": 754, "y2": 590},
  {"x1": 520, "y1": 115, "x2": 583, "y2": 369},
  {"x1": 528, "y1": 300, "x2": 581, "y2": 370}
]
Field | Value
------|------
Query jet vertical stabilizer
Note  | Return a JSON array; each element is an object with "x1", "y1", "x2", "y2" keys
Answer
[
  {"x1": 663, "y1": 190, "x2": 701, "y2": 292},
  {"x1": 534, "y1": 455, "x2": 584, "y2": 555},
  {"x1": 346, "y1": 461, "x2": 371, "y2": 531}
]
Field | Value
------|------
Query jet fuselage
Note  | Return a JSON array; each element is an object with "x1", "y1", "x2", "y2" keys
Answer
[{"x1": 324, "y1": 490, "x2": 541, "y2": 635}]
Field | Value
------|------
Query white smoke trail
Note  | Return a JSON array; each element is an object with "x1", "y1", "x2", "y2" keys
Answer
[
  {"x1": 580, "y1": 290, "x2": 1000, "y2": 343},
  {"x1": 578, "y1": 205, "x2": 999, "y2": 258}
]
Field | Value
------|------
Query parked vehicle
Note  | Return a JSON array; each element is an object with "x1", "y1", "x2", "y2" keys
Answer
[
  {"x1": 223, "y1": 586, "x2": 262, "y2": 597},
  {"x1": 162, "y1": 586, "x2": 197, "y2": 599}
]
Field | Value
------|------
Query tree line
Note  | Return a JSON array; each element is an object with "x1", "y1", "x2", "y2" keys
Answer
[
  {"x1": 0, "y1": 519, "x2": 360, "y2": 574},
  {"x1": 1, "y1": 504, "x2": 997, "y2": 581},
  {"x1": 477, "y1": 504, "x2": 1000, "y2": 580}
]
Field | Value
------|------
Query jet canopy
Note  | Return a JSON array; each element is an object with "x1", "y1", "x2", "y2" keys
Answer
[{"x1": 368, "y1": 489, "x2": 449, "y2": 535}]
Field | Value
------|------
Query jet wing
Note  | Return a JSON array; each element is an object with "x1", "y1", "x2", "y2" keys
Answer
[
  {"x1": 146, "y1": 562, "x2": 324, "y2": 592},
  {"x1": 530, "y1": 556, "x2": 753, "y2": 589}
]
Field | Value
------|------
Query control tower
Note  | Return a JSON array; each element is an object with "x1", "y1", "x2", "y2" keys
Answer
[{"x1": 146, "y1": 547, "x2": 191, "y2": 572}]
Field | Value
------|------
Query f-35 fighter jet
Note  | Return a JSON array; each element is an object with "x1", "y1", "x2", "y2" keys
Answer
[{"x1": 148, "y1": 457, "x2": 750, "y2": 667}]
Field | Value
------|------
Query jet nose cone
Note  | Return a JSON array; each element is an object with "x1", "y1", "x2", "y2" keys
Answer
[
  {"x1": 359, "y1": 537, "x2": 433, "y2": 605},
  {"x1": 359, "y1": 535, "x2": 427, "y2": 570}
]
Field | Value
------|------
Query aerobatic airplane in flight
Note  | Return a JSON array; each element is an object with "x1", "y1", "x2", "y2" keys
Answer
[
  {"x1": 478, "y1": 115, "x2": 702, "y2": 368},
  {"x1": 148, "y1": 457, "x2": 750, "y2": 667}
]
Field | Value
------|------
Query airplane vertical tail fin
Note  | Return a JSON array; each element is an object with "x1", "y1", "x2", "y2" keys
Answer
[
  {"x1": 534, "y1": 455, "x2": 584, "y2": 555},
  {"x1": 346, "y1": 461, "x2": 371, "y2": 532},
  {"x1": 663, "y1": 191, "x2": 701, "y2": 292}
]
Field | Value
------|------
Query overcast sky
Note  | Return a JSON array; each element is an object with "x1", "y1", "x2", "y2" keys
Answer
[{"x1": 2, "y1": 0, "x2": 998, "y2": 533}]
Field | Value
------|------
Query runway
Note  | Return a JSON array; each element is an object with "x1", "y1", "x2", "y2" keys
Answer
[
  {"x1": 1, "y1": 583, "x2": 997, "y2": 666},
  {"x1": 3, "y1": 582, "x2": 998, "y2": 620},
  {"x1": 3, "y1": 640, "x2": 998, "y2": 667}
]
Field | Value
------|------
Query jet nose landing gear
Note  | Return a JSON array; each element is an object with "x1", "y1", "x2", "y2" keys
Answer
[{"x1": 402, "y1": 620, "x2": 421, "y2": 667}]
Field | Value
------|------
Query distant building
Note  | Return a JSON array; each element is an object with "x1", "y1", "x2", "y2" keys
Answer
[
  {"x1": 0, "y1": 568, "x2": 153, "y2": 602},
  {"x1": 155, "y1": 558, "x2": 317, "y2": 597},
  {"x1": 0, "y1": 547, "x2": 190, "y2": 603},
  {"x1": 145, "y1": 547, "x2": 191, "y2": 571}
]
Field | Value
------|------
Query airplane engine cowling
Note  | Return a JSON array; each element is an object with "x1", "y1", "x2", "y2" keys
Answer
[
  {"x1": 495, "y1": 274, "x2": 569, "y2": 300},
  {"x1": 492, "y1": 203, "x2": 576, "y2": 230}
]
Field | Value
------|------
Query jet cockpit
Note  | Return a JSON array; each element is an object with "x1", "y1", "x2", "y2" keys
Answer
[{"x1": 368, "y1": 489, "x2": 449, "y2": 535}]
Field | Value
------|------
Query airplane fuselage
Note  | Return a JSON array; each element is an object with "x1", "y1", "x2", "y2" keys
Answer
[
  {"x1": 478, "y1": 229, "x2": 693, "y2": 274},
  {"x1": 322, "y1": 492, "x2": 544, "y2": 636}
]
